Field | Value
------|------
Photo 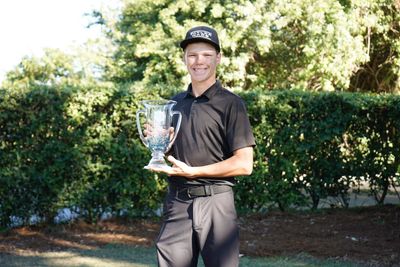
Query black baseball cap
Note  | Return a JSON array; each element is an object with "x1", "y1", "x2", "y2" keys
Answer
[{"x1": 180, "y1": 26, "x2": 220, "y2": 52}]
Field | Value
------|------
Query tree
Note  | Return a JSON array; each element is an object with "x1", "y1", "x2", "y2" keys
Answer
[
  {"x1": 95, "y1": 0, "x2": 383, "y2": 92},
  {"x1": 2, "y1": 48, "x2": 80, "y2": 90},
  {"x1": 349, "y1": 0, "x2": 400, "y2": 93},
  {"x1": 1, "y1": 38, "x2": 114, "y2": 91}
]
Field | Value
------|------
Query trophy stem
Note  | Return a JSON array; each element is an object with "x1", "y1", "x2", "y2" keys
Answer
[{"x1": 144, "y1": 151, "x2": 170, "y2": 169}]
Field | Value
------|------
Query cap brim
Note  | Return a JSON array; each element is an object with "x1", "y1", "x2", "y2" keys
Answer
[{"x1": 180, "y1": 38, "x2": 220, "y2": 52}]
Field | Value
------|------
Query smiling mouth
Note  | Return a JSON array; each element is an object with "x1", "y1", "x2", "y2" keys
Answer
[{"x1": 193, "y1": 67, "x2": 207, "y2": 73}]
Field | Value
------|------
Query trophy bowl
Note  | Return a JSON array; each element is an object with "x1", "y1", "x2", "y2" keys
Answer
[{"x1": 136, "y1": 100, "x2": 182, "y2": 169}]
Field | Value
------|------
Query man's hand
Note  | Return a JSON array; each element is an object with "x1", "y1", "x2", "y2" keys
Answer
[
  {"x1": 143, "y1": 123, "x2": 153, "y2": 138},
  {"x1": 143, "y1": 123, "x2": 174, "y2": 141},
  {"x1": 147, "y1": 147, "x2": 253, "y2": 179},
  {"x1": 147, "y1": 156, "x2": 196, "y2": 178}
]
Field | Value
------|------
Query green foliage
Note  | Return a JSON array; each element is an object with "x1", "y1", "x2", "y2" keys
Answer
[
  {"x1": 1, "y1": 0, "x2": 400, "y2": 226},
  {"x1": 94, "y1": 0, "x2": 399, "y2": 93},
  {"x1": 236, "y1": 89, "x2": 400, "y2": 211},
  {"x1": 2, "y1": 1, "x2": 399, "y2": 93},
  {"x1": 0, "y1": 84, "x2": 166, "y2": 226},
  {"x1": 90, "y1": 0, "x2": 400, "y2": 93},
  {"x1": 2, "y1": 49, "x2": 84, "y2": 91},
  {"x1": 350, "y1": 0, "x2": 400, "y2": 93},
  {"x1": 1, "y1": 41, "x2": 114, "y2": 92},
  {"x1": 0, "y1": 86, "x2": 79, "y2": 225},
  {"x1": 1, "y1": 85, "x2": 399, "y2": 224}
]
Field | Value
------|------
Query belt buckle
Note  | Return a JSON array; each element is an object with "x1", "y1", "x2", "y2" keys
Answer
[
  {"x1": 186, "y1": 187, "x2": 193, "y2": 199},
  {"x1": 186, "y1": 186, "x2": 205, "y2": 198},
  {"x1": 181, "y1": 185, "x2": 213, "y2": 199},
  {"x1": 180, "y1": 187, "x2": 194, "y2": 199}
]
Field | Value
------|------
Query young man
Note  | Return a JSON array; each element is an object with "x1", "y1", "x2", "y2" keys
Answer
[{"x1": 149, "y1": 25, "x2": 255, "y2": 267}]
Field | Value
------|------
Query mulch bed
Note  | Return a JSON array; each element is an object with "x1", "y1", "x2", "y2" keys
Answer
[{"x1": 1, "y1": 205, "x2": 399, "y2": 266}]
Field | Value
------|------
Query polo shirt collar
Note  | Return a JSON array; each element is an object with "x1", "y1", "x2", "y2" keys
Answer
[{"x1": 184, "y1": 80, "x2": 221, "y2": 99}]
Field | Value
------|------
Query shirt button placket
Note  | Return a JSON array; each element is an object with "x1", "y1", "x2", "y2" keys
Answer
[{"x1": 190, "y1": 99, "x2": 198, "y2": 117}]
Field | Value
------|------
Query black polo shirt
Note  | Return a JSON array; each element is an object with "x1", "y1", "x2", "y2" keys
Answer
[{"x1": 169, "y1": 80, "x2": 256, "y2": 186}]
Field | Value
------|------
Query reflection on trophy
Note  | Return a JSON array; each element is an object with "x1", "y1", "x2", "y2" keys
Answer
[{"x1": 136, "y1": 100, "x2": 182, "y2": 169}]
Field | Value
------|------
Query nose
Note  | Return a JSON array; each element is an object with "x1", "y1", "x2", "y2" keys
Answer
[{"x1": 195, "y1": 55, "x2": 205, "y2": 64}]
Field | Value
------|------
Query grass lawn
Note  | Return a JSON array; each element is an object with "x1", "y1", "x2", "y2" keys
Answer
[{"x1": 0, "y1": 244, "x2": 366, "y2": 267}]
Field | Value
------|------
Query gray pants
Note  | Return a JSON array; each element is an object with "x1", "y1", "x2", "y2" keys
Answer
[{"x1": 156, "y1": 187, "x2": 239, "y2": 267}]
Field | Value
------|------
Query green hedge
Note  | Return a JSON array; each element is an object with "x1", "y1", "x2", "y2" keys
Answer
[
  {"x1": 0, "y1": 85, "x2": 165, "y2": 227},
  {"x1": 236, "y1": 90, "x2": 400, "y2": 211},
  {"x1": 1, "y1": 86, "x2": 399, "y2": 227}
]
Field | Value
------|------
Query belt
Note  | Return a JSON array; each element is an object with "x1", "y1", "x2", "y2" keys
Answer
[{"x1": 169, "y1": 184, "x2": 232, "y2": 199}]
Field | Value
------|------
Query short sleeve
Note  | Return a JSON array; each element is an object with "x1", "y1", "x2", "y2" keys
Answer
[{"x1": 225, "y1": 98, "x2": 256, "y2": 153}]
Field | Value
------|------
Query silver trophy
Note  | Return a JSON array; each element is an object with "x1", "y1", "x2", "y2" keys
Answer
[{"x1": 136, "y1": 100, "x2": 182, "y2": 169}]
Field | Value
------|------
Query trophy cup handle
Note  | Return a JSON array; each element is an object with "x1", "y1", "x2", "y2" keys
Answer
[
  {"x1": 166, "y1": 110, "x2": 182, "y2": 152},
  {"x1": 136, "y1": 109, "x2": 149, "y2": 148}
]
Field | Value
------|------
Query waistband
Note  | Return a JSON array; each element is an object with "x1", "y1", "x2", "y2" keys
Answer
[{"x1": 169, "y1": 184, "x2": 232, "y2": 199}]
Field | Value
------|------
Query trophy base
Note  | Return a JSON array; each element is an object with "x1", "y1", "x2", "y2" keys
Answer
[{"x1": 144, "y1": 151, "x2": 171, "y2": 171}]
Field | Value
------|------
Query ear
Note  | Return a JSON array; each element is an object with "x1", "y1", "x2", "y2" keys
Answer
[{"x1": 216, "y1": 52, "x2": 222, "y2": 64}]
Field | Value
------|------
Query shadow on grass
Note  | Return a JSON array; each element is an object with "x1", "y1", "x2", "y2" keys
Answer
[
  {"x1": 0, "y1": 245, "x2": 156, "y2": 267},
  {"x1": 0, "y1": 245, "x2": 369, "y2": 267}
]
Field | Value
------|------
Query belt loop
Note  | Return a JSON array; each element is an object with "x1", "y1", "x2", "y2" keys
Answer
[
  {"x1": 204, "y1": 185, "x2": 213, "y2": 196},
  {"x1": 203, "y1": 185, "x2": 208, "y2": 196}
]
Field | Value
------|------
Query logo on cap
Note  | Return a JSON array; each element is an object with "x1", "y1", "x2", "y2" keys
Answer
[{"x1": 190, "y1": 30, "x2": 212, "y2": 40}]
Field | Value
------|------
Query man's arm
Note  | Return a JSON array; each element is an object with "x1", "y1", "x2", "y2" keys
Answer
[{"x1": 149, "y1": 146, "x2": 253, "y2": 178}]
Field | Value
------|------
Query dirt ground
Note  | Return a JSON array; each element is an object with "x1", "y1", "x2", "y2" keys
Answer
[{"x1": 0, "y1": 204, "x2": 399, "y2": 266}]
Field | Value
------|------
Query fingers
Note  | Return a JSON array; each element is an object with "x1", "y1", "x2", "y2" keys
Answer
[
  {"x1": 144, "y1": 125, "x2": 175, "y2": 139},
  {"x1": 167, "y1": 155, "x2": 180, "y2": 167},
  {"x1": 143, "y1": 123, "x2": 153, "y2": 137},
  {"x1": 147, "y1": 157, "x2": 193, "y2": 178},
  {"x1": 146, "y1": 156, "x2": 181, "y2": 176},
  {"x1": 147, "y1": 166, "x2": 173, "y2": 174},
  {"x1": 166, "y1": 156, "x2": 191, "y2": 177},
  {"x1": 168, "y1": 127, "x2": 175, "y2": 142}
]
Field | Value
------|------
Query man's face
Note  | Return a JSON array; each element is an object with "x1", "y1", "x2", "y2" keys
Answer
[{"x1": 184, "y1": 42, "x2": 221, "y2": 84}]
